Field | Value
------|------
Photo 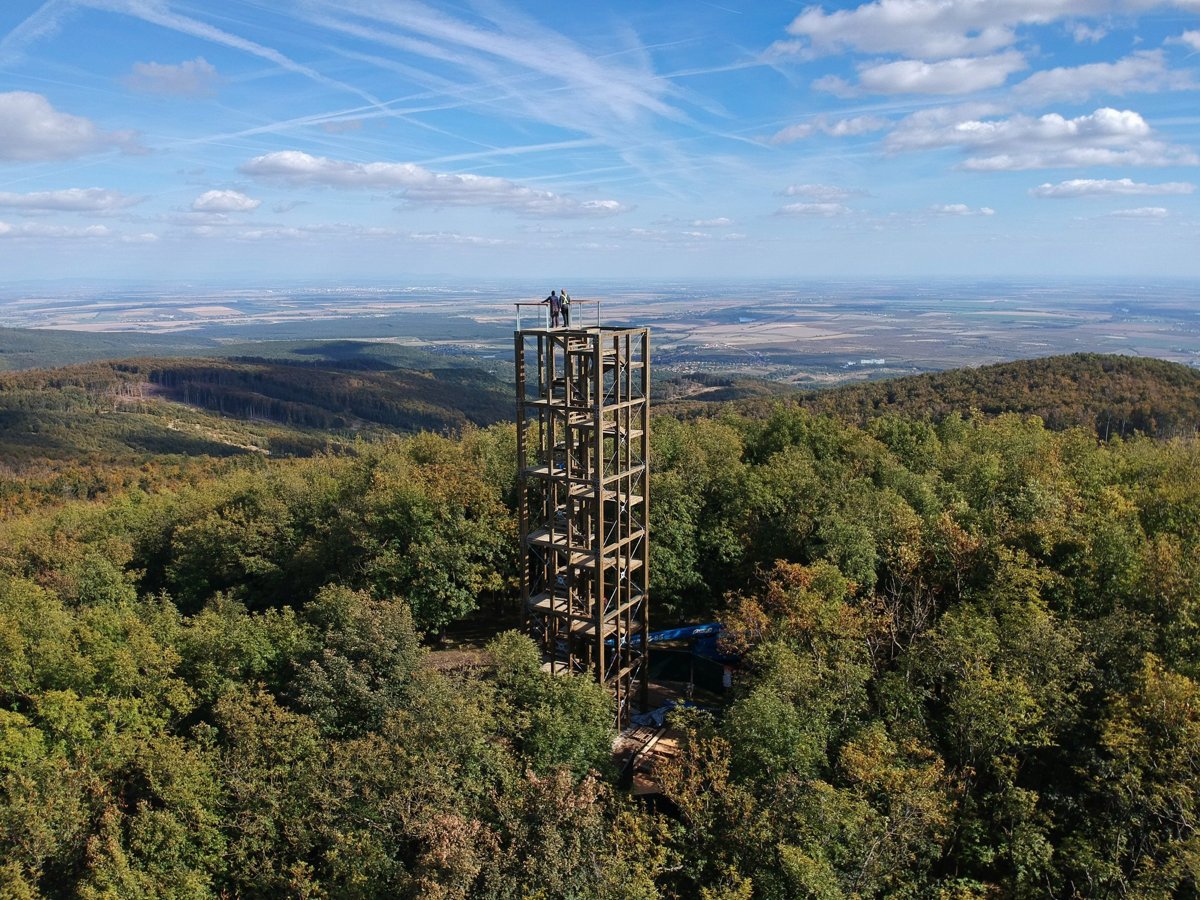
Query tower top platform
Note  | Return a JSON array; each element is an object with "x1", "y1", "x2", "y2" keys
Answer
[
  {"x1": 514, "y1": 325, "x2": 651, "y2": 338},
  {"x1": 513, "y1": 297, "x2": 606, "y2": 331}
]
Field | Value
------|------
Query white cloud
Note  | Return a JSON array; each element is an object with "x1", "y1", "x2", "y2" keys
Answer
[
  {"x1": 770, "y1": 123, "x2": 816, "y2": 144},
  {"x1": 930, "y1": 203, "x2": 996, "y2": 215},
  {"x1": 1030, "y1": 177, "x2": 1195, "y2": 197},
  {"x1": 227, "y1": 223, "x2": 503, "y2": 243},
  {"x1": 962, "y1": 145, "x2": 1196, "y2": 171},
  {"x1": 810, "y1": 75, "x2": 856, "y2": 97},
  {"x1": 777, "y1": 0, "x2": 1199, "y2": 61},
  {"x1": 777, "y1": 0, "x2": 1034, "y2": 59},
  {"x1": 168, "y1": 211, "x2": 233, "y2": 227},
  {"x1": 1108, "y1": 206, "x2": 1169, "y2": 217},
  {"x1": 781, "y1": 184, "x2": 859, "y2": 202},
  {"x1": 124, "y1": 57, "x2": 220, "y2": 96},
  {"x1": 0, "y1": 221, "x2": 112, "y2": 239},
  {"x1": 222, "y1": 227, "x2": 302, "y2": 241},
  {"x1": 887, "y1": 106, "x2": 1200, "y2": 170},
  {"x1": 182, "y1": 221, "x2": 506, "y2": 243},
  {"x1": 769, "y1": 115, "x2": 888, "y2": 144},
  {"x1": 777, "y1": 202, "x2": 852, "y2": 217},
  {"x1": 851, "y1": 51, "x2": 1027, "y2": 95},
  {"x1": 570, "y1": 226, "x2": 720, "y2": 246},
  {"x1": 0, "y1": 188, "x2": 141, "y2": 212},
  {"x1": 625, "y1": 227, "x2": 694, "y2": 243},
  {"x1": 1176, "y1": 30, "x2": 1200, "y2": 50},
  {"x1": 1014, "y1": 50, "x2": 1194, "y2": 102},
  {"x1": 691, "y1": 217, "x2": 734, "y2": 227},
  {"x1": 120, "y1": 232, "x2": 160, "y2": 243},
  {"x1": 241, "y1": 150, "x2": 632, "y2": 217},
  {"x1": 573, "y1": 200, "x2": 629, "y2": 216},
  {"x1": 0, "y1": 91, "x2": 139, "y2": 161},
  {"x1": 407, "y1": 231, "x2": 509, "y2": 246},
  {"x1": 192, "y1": 190, "x2": 262, "y2": 212},
  {"x1": 825, "y1": 115, "x2": 890, "y2": 135},
  {"x1": 1071, "y1": 22, "x2": 1108, "y2": 43}
]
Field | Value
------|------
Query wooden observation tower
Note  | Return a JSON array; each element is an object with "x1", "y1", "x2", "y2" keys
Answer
[{"x1": 515, "y1": 324, "x2": 650, "y2": 728}]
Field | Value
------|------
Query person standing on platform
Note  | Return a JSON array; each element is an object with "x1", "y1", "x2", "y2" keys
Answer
[
  {"x1": 542, "y1": 289, "x2": 561, "y2": 327},
  {"x1": 560, "y1": 288, "x2": 571, "y2": 327}
]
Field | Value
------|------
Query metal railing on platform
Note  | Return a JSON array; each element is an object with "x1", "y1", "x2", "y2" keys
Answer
[{"x1": 514, "y1": 298, "x2": 601, "y2": 331}]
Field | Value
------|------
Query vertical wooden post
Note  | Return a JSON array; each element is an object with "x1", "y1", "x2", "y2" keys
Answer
[
  {"x1": 516, "y1": 325, "x2": 650, "y2": 729},
  {"x1": 640, "y1": 328, "x2": 651, "y2": 714}
]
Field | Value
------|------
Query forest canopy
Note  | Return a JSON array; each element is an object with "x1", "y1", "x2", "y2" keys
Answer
[
  {"x1": 1, "y1": 354, "x2": 1199, "y2": 896},
  {"x1": 751, "y1": 353, "x2": 1200, "y2": 439},
  {"x1": 0, "y1": 355, "x2": 512, "y2": 465}
]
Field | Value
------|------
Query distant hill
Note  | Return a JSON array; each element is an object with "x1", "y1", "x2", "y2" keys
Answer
[
  {"x1": 5, "y1": 344, "x2": 1196, "y2": 482},
  {"x1": 656, "y1": 371, "x2": 797, "y2": 404},
  {"x1": 0, "y1": 326, "x2": 211, "y2": 371},
  {"x1": 0, "y1": 326, "x2": 511, "y2": 376},
  {"x1": 0, "y1": 356, "x2": 513, "y2": 470},
  {"x1": 726, "y1": 354, "x2": 1200, "y2": 439}
]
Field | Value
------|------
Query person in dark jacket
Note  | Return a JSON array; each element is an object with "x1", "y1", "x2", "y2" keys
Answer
[{"x1": 543, "y1": 289, "x2": 561, "y2": 327}]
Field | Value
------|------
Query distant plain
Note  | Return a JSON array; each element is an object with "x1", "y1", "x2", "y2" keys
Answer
[{"x1": 2, "y1": 280, "x2": 1197, "y2": 382}]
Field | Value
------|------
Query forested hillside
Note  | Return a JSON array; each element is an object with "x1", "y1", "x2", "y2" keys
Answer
[
  {"x1": 789, "y1": 353, "x2": 1200, "y2": 438},
  {"x1": 0, "y1": 356, "x2": 511, "y2": 466},
  {"x1": 2, "y1": 370, "x2": 1199, "y2": 895},
  {"x1": 0, "y1": 326, "x2": 211, "y2": 372}
]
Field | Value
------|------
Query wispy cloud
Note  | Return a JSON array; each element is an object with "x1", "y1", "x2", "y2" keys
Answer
[
  {"x1": 407, "y1": 230, "x2": 509, "y2": 246},
  {"x1": 0, "y1": 0, "x2": 76, "y2": 66},
  {"x1": 292, "y1": 0, "x2": 695, "y2": 181},
  {"x1": 1030, "y1": 177, "x2": 1195, "y2": 197},
  {"x1": 181, "y1": 220, "x2": 512, "y2": 246},
  {"x1": 776, "y1": 202, "x2": 852, "y2": 217},
  {"x1": 0, "y1": 220, "x2": 112, "y2": 238},
  {"x1": 769, "y1": 115, "x2": 888, "y2": 145},
  {"x1": 124, "y1": 56, "x2": 221, "y2": 96},
  {"x1": 1107, "y1": 206, "x2": 1169, "y2": 217},
  {"x1": 0, "y1": 187, "x2": 141, "y2": 212},
  {"x1": 75, "y1": 0, "x2": 389, "y2": 110},
  {"x1": 780, "y1": 184, "x2": 862, "y2": 202},
  {"x1": 241, "y1": 150, "x2": 632, "y2": 217},
  {"x1": 929, "y1": 203, "x2": 995, "y2": 215},
  {"x1": 3, "y1": 0, "x2": 457, "y2": 153},
  {"x1": 1070, "y1": 23, "x2": 1108, "y2": 44}
]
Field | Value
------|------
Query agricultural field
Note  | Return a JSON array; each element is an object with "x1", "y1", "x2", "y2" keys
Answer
[{"x1": 3, "y1": 280, "x2": 1197, "y2": 381}]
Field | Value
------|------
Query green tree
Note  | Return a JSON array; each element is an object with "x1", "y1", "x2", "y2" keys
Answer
[{"x1": 293, "y1": 585, "x2": 423, "y2": 736}]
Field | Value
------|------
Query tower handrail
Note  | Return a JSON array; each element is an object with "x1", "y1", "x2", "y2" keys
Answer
[{"x1": 514, "y1": 298, "x2": 601, "y2": 330}]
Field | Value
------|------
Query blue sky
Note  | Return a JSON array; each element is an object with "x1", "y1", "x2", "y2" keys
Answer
[{"x1": 0, "y1": 0, "x2": 1198, "y2": 282}]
